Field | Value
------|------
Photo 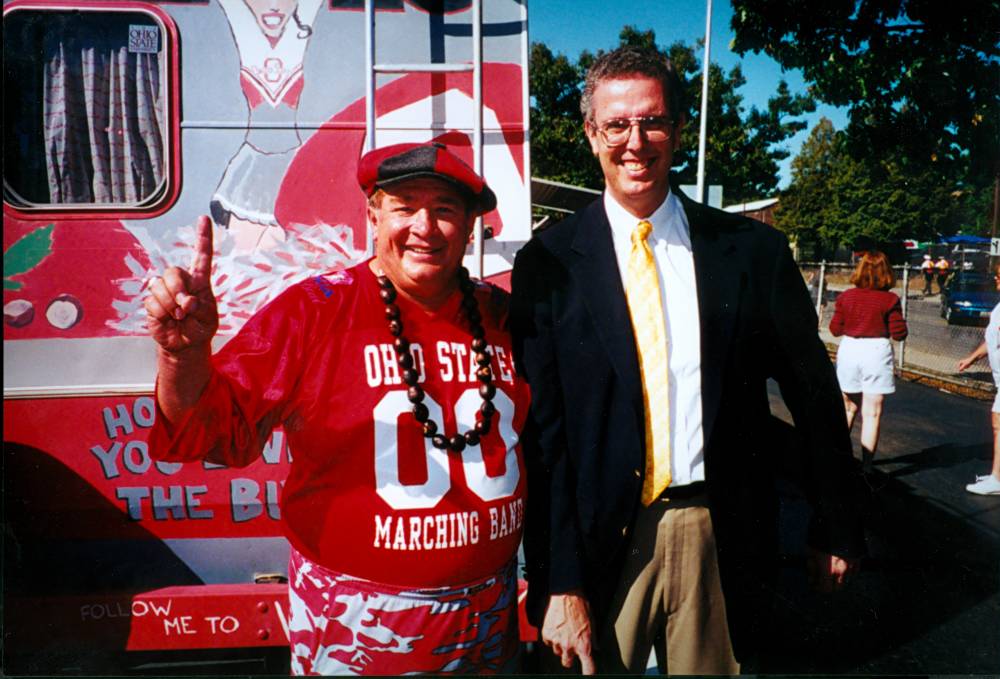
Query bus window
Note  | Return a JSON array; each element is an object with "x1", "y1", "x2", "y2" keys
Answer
[{"x1": 3, "y1": 6, "x2": 173, "y2": 211}]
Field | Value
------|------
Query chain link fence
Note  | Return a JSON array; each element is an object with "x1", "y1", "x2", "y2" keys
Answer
[{"x1": 799, "y1": 262, "x2": 994, "y2": 396}]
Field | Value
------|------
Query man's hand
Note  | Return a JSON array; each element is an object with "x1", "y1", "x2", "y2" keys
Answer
[
  {"x1": 144, "y1": 216, "x2": 219, "y2": 422},
  {"x1": 541, "y1": 592, "x2": 596, "y2": 674},
  {"x1": 807, "y1": 549, "x2": 859, "y2": 593},
  {"x1": 144, "y1": 215, "x2": 219, "y2": 354}
]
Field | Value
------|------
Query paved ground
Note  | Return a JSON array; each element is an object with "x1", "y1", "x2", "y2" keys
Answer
[{"x1": 761, "y1": 378, "x2": 1000, "y2": 675}]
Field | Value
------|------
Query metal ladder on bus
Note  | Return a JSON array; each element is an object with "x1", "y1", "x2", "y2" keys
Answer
[{"x1": 363, "y1": 0, "x2": 487, "y2": 278}]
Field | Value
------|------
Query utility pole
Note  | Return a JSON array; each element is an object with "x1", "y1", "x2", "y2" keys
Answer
[{"x1": 695, "y1": 0, "x2": 712, "y2": 204}]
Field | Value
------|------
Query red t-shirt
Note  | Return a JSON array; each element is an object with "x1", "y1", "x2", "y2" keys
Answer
[
  {"x1": 149, "y1": 261, "x2": 530, "y2": 587},
  {"x1": 829, "y1": 287, "x2": 908, "y2": 341}
]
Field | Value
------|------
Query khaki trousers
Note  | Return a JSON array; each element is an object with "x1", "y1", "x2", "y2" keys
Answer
[{"x1": 596, "y1": 493, "x2": 740, "y2": 675}]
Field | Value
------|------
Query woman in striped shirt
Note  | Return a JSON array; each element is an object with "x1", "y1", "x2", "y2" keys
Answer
[{"x1": 830, "y1": 250, "x2": 909, "y2": 474}]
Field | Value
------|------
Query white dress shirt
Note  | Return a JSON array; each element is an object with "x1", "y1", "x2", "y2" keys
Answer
[{"x1": 604, "y1": 190, "x2": 705, "y2": 485}]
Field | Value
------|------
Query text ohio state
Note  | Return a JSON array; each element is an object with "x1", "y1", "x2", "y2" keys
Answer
[{"x1": 362, "y1": 340, "x2": 516, "y2": 386}]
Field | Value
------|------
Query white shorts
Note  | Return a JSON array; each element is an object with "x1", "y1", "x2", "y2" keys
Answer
[{"x1": 836, "y1": 336, "x2": 896, "y2": 394}]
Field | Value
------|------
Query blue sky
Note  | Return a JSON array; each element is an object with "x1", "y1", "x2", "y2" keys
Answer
[{"x1": 527, "y1": 0, "x2": 850, "y2": 192}]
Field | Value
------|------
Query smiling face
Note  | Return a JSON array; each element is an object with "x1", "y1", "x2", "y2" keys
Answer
[
  {"x1": 585, "y1": 76, "x2": 683, "y2": 218},
  {"x1": 368, "y1": 177, "x2": 475, "y2": 309},
  {"x1": 243, "y1": 0, "x2": 297, "y2": 39}
]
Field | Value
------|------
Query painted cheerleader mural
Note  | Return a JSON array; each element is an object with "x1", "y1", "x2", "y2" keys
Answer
[
  {"x1": 127, "y1": 0, "x2": 371, "y2": 334},
  {"x1": 4, "y1": 0, "x2": 529, "y2": 341},
  {"x1": 212, "y1": 0, "x2": 322, "y2": 252}
]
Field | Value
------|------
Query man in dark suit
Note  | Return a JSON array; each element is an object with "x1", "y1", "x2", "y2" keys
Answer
[{"x1": 511, "y1": 46, "x2": 863, "y2": 674}]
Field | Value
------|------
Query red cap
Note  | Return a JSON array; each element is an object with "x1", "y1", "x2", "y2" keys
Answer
[{"x1": 357, "y1": 142, "x2": 497, "y2": 214}]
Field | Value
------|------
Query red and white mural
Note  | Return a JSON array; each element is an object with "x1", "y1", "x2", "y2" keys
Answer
[
  {"x1": 211, "y1": 0, "x2": 323, "y2": 252},
  {"x1": 4, "y1": 0, "x2": 527, "y2": 340}
]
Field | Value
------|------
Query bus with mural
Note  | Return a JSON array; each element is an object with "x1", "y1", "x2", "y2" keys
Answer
[{"x1": 2, "y1": 0, "x2": 530, "y2": 672}]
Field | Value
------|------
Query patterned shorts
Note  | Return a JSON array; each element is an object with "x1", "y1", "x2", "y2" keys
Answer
[{"x1": 287, "y1": 548, "x2": 519, "y2": 675}]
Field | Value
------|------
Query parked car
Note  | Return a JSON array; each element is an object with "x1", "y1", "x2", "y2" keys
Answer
[{"x1": 940, "y1": 270, "x2": 999, "y2": 325}]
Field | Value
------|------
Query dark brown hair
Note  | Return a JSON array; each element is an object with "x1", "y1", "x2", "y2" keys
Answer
[
  {"x1": 580, "y1": 46, "x2": 686, "y2": 124},
  {"x1": 850, "y1": 250, "x2": 895, "y2": 291}
]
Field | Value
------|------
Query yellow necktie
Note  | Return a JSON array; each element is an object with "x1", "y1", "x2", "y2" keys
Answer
[{"x1": 626, "y1": 220, "x2": 672, "y2": 505}]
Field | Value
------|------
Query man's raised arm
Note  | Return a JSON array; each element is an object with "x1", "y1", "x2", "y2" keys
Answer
[{"x1": 143, "y1": 215, "x2": 219, "y2": 423}]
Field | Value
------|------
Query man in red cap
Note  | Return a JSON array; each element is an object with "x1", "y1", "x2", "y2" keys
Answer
[{"x1": 144, "y1": 142, "x2": 529, "y2": 675}]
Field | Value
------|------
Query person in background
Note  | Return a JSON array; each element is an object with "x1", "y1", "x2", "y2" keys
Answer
[
  {"x1": 830, "y1": 250, "x2": 909, "y2": 474},
  {"x1": 956, "y1": 264, "x2": 1000, "y2": 496},
  {"x1": 935, "y1": 255, "x2": 951, "y2": 294},
  {"x1": 144, "y1": 142, "x2": 530, "y2": 674},
  {"x1": 921, "y1": 254, "x2": 935, "y2": 296}
]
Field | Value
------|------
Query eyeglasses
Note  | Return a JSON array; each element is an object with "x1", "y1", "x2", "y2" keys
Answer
[{"x1": 594, "y1": 116, "x2": 674, "y2": 147}]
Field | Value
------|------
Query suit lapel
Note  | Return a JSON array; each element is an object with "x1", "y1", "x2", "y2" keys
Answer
[
  {"x1": 565, "y1": 193, "x2": 746, "y2": 452},
  {"x1": 568, "y1": 202, "x2": 643, "y2": 411},
  {"x1": 684, "y1": 193, "x2": 743, "y2": 449}
]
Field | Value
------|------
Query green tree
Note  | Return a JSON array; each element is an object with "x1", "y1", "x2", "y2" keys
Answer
[
  {"x1": 530, "y1": 26, "x2": 817, "y2": 205},
  {"x1": 529, "y1": 43, "x2": 600, "y2": 187},
  {"x1": 671, "y1": 57, "x2": 815, "y2": 204},
  {"x1": 775, "y1": 118, "x2": 840, "y2": 250},
  {"x1": 731, "y1": 0, "x2": 999, "y2": 233},
  {"x1": 777, "y1": 118, "x2": 971, "y2": 253}
]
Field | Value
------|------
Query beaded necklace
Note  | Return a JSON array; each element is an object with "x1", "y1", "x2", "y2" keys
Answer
[{"x1": 377, "y1": 266, "x2": 495, "y2": 452}]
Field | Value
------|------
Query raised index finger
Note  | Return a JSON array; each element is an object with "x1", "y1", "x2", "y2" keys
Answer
[{"x1": 189, "y1": 215, "x2": 214, "y2": 291}]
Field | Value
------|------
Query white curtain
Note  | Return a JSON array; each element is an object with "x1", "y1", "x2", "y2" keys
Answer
[{"x1": 42, "y1": 26, "x2": 164, "y2": 204}]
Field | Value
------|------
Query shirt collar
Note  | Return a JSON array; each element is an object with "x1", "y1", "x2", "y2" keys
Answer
[{"x1": 603, "y1": 189, "x2": 686, "y2": 244}]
